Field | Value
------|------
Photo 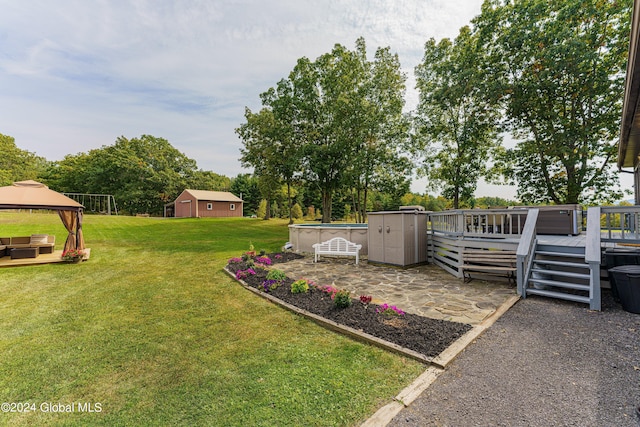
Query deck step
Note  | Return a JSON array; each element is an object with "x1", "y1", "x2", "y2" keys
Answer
[
  {"x1": 526, "y1": 288, "x2": 591, "y2": 304},
  {"x1": 532, "y1": 259, "x2": 589, "y2": 268},
  {"x1": 527, "y1": 278, "x2": 590, "y2": 291},
  {"x1": 535, "y1": 250, "x2": 585, "y2": 259},
  {"x1": 530, "y1": 268, "x2": 590, "y2": 280},
  {"x1": 536, "y1": 245, "x2": 585, "y2": 255}
]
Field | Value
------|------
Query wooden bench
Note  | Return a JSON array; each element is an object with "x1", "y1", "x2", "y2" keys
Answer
[
  {"x1": 312, "y1": 237, "x2": 362, "y2": 265},
  {"x1": 461, "y1": 249, "x2": 517, "y2": 284}
]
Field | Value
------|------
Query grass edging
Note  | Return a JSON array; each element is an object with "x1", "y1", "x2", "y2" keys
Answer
[{"x1": 224, "y1": 267, "x2": 433, "y2": 365}]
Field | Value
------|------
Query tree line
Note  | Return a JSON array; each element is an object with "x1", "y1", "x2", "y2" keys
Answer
[
  {"x1": 0, "y1": 129, "x2": 520, "y2": 218},
  {"x1": 0, "y1": 133, "x2": 230, "y2": 215},
  {"x1": 238, "y1": 0, "x2": 631, "y2": 222},
  {"x1": 0, "y1": 132, "x2": 412, "y2": 217}
]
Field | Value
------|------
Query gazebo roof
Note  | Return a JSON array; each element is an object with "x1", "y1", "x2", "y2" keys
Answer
[{"x1": 0, "y1": 180, "x2": 84, "y2": 211}]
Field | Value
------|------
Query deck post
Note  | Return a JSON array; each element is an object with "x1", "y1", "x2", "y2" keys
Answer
[
  {"x1": 585, "y1": 207, "x2": 602, "y2": 311},
  {"x1": 588, "y1": 261, "x2": 601, "y2": 311},
  {"x1": 516, "y1": 208, "x2": 539, "y2": 297}
]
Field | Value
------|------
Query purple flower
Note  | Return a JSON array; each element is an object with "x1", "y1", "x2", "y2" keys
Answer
[
  {"x1": 235, "y1": 268, "x2": 256, "y2": 280},
  {"x1": 261, "y1": 279, "x2": 279, "y2": 292},
  {"x1": 255, "y1": 256, "x2": 272, "y2": 265}
]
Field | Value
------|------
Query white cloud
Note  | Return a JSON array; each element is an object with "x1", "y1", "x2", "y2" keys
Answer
[{"x1": 0, "y1": 0, "x2": 484, "y2": 183}]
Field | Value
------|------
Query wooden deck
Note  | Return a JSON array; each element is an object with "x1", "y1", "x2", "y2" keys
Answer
[
  {"x1": 538, "y1": 233, "x2": 628, "y2": 248},
  {"x1": 0, "y1": 249, "x2": 90, "y2": 268}
]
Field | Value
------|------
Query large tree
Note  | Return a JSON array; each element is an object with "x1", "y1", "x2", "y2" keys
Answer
[
  {"x1": 0, "y1": 133, "x2": 49, "y2": 185},
  {"x1": 474, "y1": 0, "x2": 631, "y2": 204},
  {"x1": 237, "y1": 108, "x2": 286, "y2": 220},
  {"x1": 290, "y1": 49, "x2": 357, "y2": 223},
  {"x1": 230, "y1": 173, "x2": 261, "y2": 217},
  {"x1": 238, "y1": 78, "x2": 302, "y2": 223},
  {"x1": 414, "y1": 26, "x2": 501, "y2": 208},
  {"x1": 345, "y1": 42, "x2": 411, "y2": 222},
  {"x1": 240, "y1": 38, "x2": 410, "y2": 223}
]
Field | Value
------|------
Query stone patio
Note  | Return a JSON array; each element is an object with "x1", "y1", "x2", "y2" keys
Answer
[{"x1": 275, "y1": 256, "x2": 517, "y2": 325}]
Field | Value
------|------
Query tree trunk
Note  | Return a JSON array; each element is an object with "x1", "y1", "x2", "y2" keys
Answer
[
  {"x1": 322, "y1": 190, "x2": 332, "y2": 223},
  {"x1": 287, "y1": 181, "x2": 294, "y2": 225},
  {"x1": 350, "y1": 190, "x2": 358, "y2": 223},
  {"x1": 264, "y1": 200, "x2": 271, "y2": 220},
  {"x1": 362, "y1": 186, "x2": 368, "y2": 223},
  {"x1": 356, "y1": 187, "x2": 362, "y2": 223}
]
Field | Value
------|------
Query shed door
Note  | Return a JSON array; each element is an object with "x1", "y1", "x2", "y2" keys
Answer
[
  {"x1": 368, "y1": 214, "x2": 385, "y2": 263},
  {"x1": 383, "y1": 215, "x2": 403, "y2": 265}
]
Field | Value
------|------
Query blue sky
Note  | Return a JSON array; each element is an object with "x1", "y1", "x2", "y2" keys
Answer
[{"x1": 0, "y1": 1, "x2": 632, "y2": 198}]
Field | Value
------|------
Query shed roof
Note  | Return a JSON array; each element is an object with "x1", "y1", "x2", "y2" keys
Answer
[{"x1": 182, "y1": 189, "x2": 243, "y2": 202}]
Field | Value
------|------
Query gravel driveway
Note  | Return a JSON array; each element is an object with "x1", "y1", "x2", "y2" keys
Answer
[{"x1": 389, "y1": 292, "x2": 640, "y2": 427}]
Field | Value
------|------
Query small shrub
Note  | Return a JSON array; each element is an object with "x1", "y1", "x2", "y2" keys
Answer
[
  {"x1": 266, "y1": 269, "x2": 287, "y2": 282},
  {"x1": 291, "y1": 279, "x2": 310, "y2": 294},
  {"x1": 291, "y1": 203, "x2": 303, "y2": 220},
  {"x1": 259, "y1": 249, "x2": 266, "y2": 256},
  {"x1": 257, "y1": 200, "x2": 267, "y2": 218},
  {"x1": 333, "y1": 290, "x2": 352, "y2": 308}
]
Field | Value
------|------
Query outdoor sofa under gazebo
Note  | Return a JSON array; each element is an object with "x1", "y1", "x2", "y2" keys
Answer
[{"x1": 0, "y1": 181, "x2": 85, "y2": 258}]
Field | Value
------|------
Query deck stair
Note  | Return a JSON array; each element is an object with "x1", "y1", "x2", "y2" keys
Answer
[{"x1": 523, "y1": 244, "x2": 594, "y2": 306}]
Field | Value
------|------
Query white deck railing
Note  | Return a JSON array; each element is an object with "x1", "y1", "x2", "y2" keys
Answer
[
  {"x1": 429, "y1": 209, "x2": 529, "y2": 238},
  {"x1": 597, "y1": 206, "x2": 640, "y2": 242},
  {"x1": 516, "y1": 208, "x2": 539, "y2": 296}
]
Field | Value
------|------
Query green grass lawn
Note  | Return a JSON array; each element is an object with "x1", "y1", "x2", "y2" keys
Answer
[{"x1": 0, "y1": 213, "x2": 424, "y2": 426}]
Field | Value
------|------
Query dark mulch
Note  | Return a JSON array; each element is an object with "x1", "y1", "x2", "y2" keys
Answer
[{"x1": 226, "y1": 253, "x2": 472, "y2": 359}]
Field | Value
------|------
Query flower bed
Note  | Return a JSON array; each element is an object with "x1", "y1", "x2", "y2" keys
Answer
[{"x1": 226, "y1": 253, "x2": 472, "y2": 359}]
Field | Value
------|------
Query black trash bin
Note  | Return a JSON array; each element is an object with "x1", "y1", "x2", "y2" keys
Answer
[
  {"x1": 608, "y1": 265, "x2": 640, "y2": 314},
  {"x1": 605, "y1": 248, "x2": 640, "y2": 301}
]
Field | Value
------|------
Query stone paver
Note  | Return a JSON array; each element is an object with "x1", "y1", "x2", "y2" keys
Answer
[{"x1": 275, "y1": 256, "x2": 516, "y2": 325}]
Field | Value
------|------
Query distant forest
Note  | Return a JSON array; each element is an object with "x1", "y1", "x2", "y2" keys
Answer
[{"x1": 0, "y1": 132, "x2": 518, "y2": 218}]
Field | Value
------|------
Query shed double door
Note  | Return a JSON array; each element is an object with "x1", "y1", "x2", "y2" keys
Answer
[
  {"x1": 368, "y1": 214, "x2": 405, "y2": 265},
  {"x1": 368, "y1": 211, "x2": 428, "y2": 266}
]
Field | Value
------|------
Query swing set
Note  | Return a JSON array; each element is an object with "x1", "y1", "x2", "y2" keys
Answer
[{"x1": 63, "y1": 193, "x2": 118, "y2": 215}]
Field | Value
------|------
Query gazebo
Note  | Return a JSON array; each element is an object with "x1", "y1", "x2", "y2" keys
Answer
[{"x1": 0, "y1": 180, "x2": 85, "y2": 251}]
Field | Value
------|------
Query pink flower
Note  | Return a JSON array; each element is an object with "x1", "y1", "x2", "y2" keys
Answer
[{"x1": 376, "y1": 303, "x2": 405, "y2": 316}]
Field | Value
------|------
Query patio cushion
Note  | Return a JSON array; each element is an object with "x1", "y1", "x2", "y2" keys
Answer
[
  {"x1": 30, "y1": 234, "x2": 49, "y2": 244},
  {"x1": 11, "y1": 236, "x2": 30, "y2": 245}
]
